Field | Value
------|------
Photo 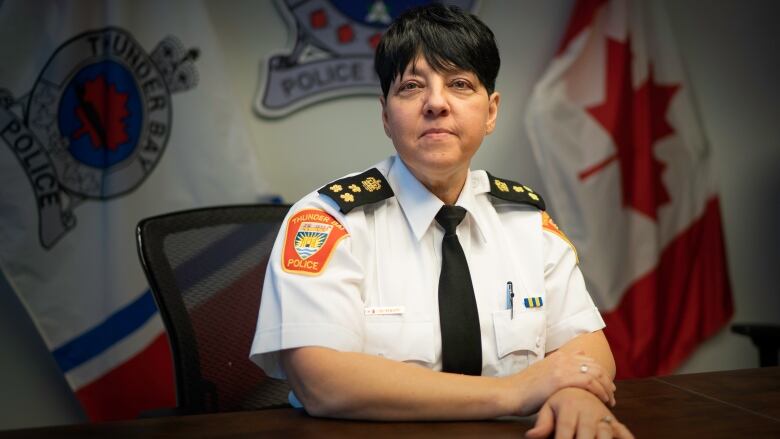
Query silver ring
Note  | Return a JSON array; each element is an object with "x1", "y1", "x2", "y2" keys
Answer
[
  {"x1": 579, "y1": 364, "x2": 589, "y2": 373},
  {"x1": 600, "y1": 415, "x2": 613, "y2": 423}
]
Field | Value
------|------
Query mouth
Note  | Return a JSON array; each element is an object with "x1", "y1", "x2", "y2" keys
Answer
[{"x1": 420, "y1": 128, "x2": 455, "y2": 138}]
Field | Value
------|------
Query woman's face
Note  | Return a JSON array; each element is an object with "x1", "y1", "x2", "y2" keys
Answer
[{"x1": 380, "y1": 56, "x2": 500, "y2": 184}]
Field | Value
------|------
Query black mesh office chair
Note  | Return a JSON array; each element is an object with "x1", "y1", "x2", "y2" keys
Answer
[{"x1": 136, "y1": 204, "x2": 292, "y2": 414}]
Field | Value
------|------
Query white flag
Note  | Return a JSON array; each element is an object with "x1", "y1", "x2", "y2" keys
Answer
[
  {"x1": 526, "y1": 0, "x2": 732, "y2": 377},
  {"x1": 0, "y1": 0, "x2": 271, "y2": 419}
]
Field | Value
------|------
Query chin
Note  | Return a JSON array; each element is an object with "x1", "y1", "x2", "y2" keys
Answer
[
  {"x1": 411, "y1": 155, "x2": 468, "y2": 176},
  {"x1": 397, "y1": 144, "x2": 473, "y2": 174}
]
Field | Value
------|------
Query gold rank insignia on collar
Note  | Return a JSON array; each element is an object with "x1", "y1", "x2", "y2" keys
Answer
[
  {"x1": 318, "y1": 168, "x2": 395, "y2": 213},
  {"x1": 485, "y1": 172, "x2": 546, "y2": 210}
]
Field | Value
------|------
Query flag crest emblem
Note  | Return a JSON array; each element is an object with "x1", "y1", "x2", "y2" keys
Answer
[
  {"x1": 254, "y1": 0, "x2": 477, "y2": 118},
  {"x1": 0, "y1": 27, "x2": 198, "y2": 249}
]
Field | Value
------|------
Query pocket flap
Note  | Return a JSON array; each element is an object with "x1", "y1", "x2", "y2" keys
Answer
[
  {"x1": 364, "y1": 317, "x2": 435, "y2": 364},
  {"x1": 492, "y1": 309, "x2": 545, "y2": 358}
]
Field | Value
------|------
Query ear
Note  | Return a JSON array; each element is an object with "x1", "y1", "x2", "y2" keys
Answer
[
  {"x1": 380, "y1": 95, "x2": 392, "y2": 138},
  {"x1": 485, "y1": 91, "x2": 501, "y2": 135}
]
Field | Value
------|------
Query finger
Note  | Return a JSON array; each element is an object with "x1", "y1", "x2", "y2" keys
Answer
[
  {"x1": 558, "y1": 373, "x2": 609, "y2": 405},
  {"x1": 576, "y1": 361, "x2": 615, "y2": 406},
  {"x1": 593, "y1": 372, "x2": 616, "y2": 407},
  {"x1": 597, "y1": 420, "x2": 612, "y2": 439},
  {"x1": 589, "y1": 365, "x2": 617, "y2": 406},
  {"x1": 553, "y1": 405, "x2": 579, "y2": 439},
  {"x1": 568, "y1": 366, "x2": 611, "y2": 405},
  {"x1": 576, "y1": 416, "x2": 597, "y2": 439},
  {"x1": 585, "y1": 377, "x2": 611, "y2": 405},
  {"x1": 612, "y1": 420, "x2": 635, "y2": 439},
  {"x1": 525, "y1": 403, "x2": 555, "y2": 439}
]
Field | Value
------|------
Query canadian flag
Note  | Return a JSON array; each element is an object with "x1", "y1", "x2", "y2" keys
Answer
[{"x1": 526, "y1": 0, "x2": 733, "y2": 378}]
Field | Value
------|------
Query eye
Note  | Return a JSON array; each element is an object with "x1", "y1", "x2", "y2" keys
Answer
[
  {"x1": 450, "y1": 79, "x2": 473, "y2": 90},
  {"x1": 394, "y1": 80, "x2": 424, "y2": 96}
]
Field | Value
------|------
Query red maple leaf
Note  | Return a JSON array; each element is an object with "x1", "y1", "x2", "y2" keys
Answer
[
  {"x1": 578, "y1": 37, "x2": 679, "y2": 220},
  {"x1": 73, "y1": 75, "x2": 130, "y2": 151}
]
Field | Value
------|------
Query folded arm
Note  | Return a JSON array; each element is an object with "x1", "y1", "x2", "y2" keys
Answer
[
  {"x1": 280, "y1": 333, "x2": 616, "y2": 421},
  {"x1": 281, "y1": 346, "x2": 511, "y2": 420}
]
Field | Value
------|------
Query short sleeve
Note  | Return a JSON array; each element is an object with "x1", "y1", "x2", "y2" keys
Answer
[
  {"x1": 249, "y1": 198, "x2": 366, "y2": 378},
  {"x1": 541, "y1": 213, "x2": 605, "y2": 352}
]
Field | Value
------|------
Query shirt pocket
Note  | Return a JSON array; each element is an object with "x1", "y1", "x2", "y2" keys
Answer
[
  {"x1": 492, "y1": 309, "x2": 546, "y2": 372},
  {"x1": 363, "y1": 315, "x2": 435, "y2": 365}
]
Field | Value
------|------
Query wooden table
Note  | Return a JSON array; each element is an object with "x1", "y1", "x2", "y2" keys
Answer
[
  {"x1": 2, "y1": 367, "x2": 778, "y2": 438},
  {"x1": 610, "y1": 367, "x2": 780, "y2": 437}
]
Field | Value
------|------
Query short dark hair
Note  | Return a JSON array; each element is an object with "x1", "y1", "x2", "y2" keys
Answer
[{"x1": 374, "y1": 4, "x2": 500, "y2": 98}]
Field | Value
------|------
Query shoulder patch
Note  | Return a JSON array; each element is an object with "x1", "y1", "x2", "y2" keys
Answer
[
  {"x1": 485, "y1": 172, "x2": 546, "y2": 210},
  {"x1": 542, "y1": 211, "x2": 578, "y2": 262},
  {"x1": 317, "y1": 168, "x2": 394, "y2": 213},
  {"x1": 282, "y1": 209, "x2": 348, "y2": 276}
]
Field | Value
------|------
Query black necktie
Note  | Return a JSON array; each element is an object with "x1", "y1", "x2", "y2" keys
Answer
[{"x1": 435, "y1": 205, "x2": 482, "y2": 375}]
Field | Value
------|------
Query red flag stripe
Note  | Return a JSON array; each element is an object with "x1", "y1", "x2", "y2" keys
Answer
[
  {"x1": 556, "y1": 0, "x2": 608, "y2": 55},
  {"x1": 602, "y1": 197, "x2": 734, "y2": 378},
  {"x1": 75, "y1": 332, "x2": 175, "y2": 421}
]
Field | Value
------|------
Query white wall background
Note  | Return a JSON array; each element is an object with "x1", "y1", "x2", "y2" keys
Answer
[{"x1": 1, "y1": 0, "x2": 778, "y2": 430}]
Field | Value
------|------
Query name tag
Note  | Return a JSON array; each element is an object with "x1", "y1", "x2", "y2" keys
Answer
[{"x1": 364, "y1": 306, "x2": 405, "y2": 316}]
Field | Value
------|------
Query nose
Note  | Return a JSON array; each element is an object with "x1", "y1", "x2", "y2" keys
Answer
[{"x1": 423, "y1": 86, "x2": 450, "y2": 117}]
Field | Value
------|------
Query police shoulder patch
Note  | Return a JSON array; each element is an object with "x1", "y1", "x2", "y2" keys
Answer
[
  {"x1": 541, "y1": 211, "x2": 578, "y2": 262},
  {"x1": 317, "y1": 168, "x2": 394, "y2": 213},
  {"x1": 485, "y1": 172, "x2": 546, "y2": 210},
  {"x1": 282, "y1": 209, "x2": 348, "y2": 276}
]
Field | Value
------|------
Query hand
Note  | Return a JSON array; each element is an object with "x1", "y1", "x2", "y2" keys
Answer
[
  {"x1": 509, "y1": 350, "x2": 616, "y2": 415},
  {"x1": 525, "y1": 388, "x2": 633, "y2": 439}
]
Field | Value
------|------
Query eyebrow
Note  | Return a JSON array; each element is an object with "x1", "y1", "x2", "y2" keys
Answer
[{"x1": 403, "y1": 62, "x2": 470, "y2": 78}]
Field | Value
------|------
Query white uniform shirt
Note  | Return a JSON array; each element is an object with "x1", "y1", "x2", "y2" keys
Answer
[{"x1": 250, "y1": 155, "x2": 604, "y2": 380}]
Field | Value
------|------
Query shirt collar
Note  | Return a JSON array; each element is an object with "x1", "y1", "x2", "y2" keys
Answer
[
  {"x1": 388, "y1": 156, "x2": 489, "y2": 243},
  {"x1": 457, "y1": 170, "x2": 489, "y2": 244}
]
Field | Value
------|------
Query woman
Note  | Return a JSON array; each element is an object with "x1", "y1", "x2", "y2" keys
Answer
[{"x1": 251, "y1": 4, "x2": 633, "y2": 438}]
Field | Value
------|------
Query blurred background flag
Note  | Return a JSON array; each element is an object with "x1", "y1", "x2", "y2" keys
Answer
[
  {"x1": 0, "y1": 0, "x2": 271, "y2": 420},
  {"x1": 525, "y1": 0, "x2": 733, "y2": 378}
]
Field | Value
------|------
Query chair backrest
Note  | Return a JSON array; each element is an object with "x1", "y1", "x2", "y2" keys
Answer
[{"x1": 136, "y1": 204, "x2": 291, "y2": 414}]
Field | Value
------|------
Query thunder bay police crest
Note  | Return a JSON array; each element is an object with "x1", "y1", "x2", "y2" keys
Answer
[
  {"x1": 294, "y1": 221, "x2": 333, "y2": 259},
  {"x1": 0, "y1": 27, "x2": 198, "y2": 249},
  {"x1": 254, "y1": 0, "x2": 476, "y2": 118}
]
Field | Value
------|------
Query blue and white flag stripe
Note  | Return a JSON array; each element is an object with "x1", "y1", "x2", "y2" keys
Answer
[{"x1": 53, "y1": 290, "x2": 158, "y2": 374}]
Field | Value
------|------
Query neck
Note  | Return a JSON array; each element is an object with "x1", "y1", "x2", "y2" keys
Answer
[
  {"x1": 404, "y1": 162, "x2": 468, "y2": 205},
  {"x1": 426, "y1": 177, "x2": 466, "y2": 205}
]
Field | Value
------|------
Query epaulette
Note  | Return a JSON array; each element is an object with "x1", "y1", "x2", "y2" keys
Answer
[
  {"x1": 317, "y1": 168, "x2": 395, "y2": 213},
  {"x1": 485, "y1": 172, "x2": 546, "y2": 210}
]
